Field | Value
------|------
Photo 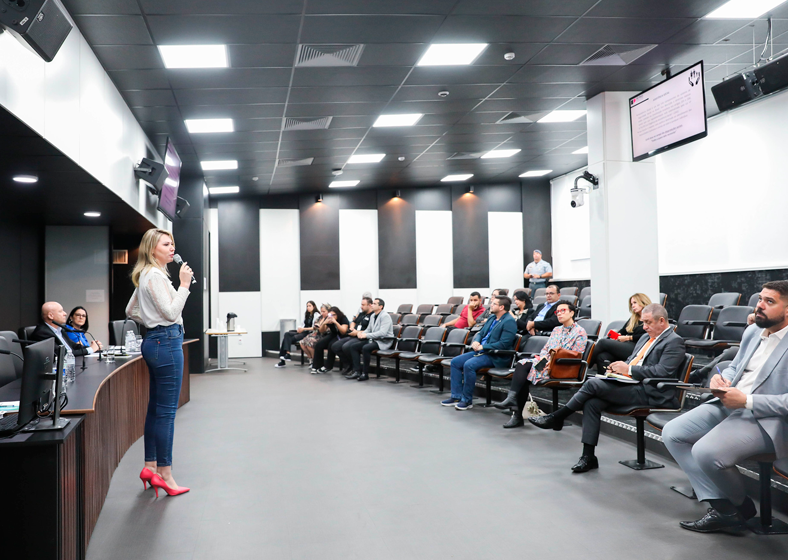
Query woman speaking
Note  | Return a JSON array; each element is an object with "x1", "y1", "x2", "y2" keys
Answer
[{"x1": 126, "y1": 228, "x2": 193, "y2": 497}]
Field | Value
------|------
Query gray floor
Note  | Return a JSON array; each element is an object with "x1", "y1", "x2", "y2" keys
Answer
[{"x1": 87, "y1": 359, "x2": 788, "y2": 560}]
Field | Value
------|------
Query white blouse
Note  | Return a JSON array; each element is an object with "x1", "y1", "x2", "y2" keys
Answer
[{"x1": 126, "y1": 267, "x2": 190, "y2": 329}]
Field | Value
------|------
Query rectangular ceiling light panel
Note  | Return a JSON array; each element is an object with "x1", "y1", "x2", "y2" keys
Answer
[
  {"x1": 201, "y1": 160, "x2": 238, "y2": 170},
  {"x1": 441, "y1": 174, "x2": 473, "y2": 182},
  {"x1": 159, "y1": 45, "x2": 228, "y2": 69},
  {"x1": 417, "y1": 44, "x2": 488, "y2": 66},
  {"x1": 373, "y1": 114, "x2": 423, "y2": 127},
  {"x1": 520, "y1": 170, "x2": 552, "y2": 177},
  {"x1": 209, "y1": 186, "x2": 240, "y2": 194},
  {"x1": 348, "y1": 154, "x2": 385, "y2": 164},
  {"x1": 538, "y1": 110, "x2": 587, "y2": 123},
  {"x1": 185, "y1": 118, "x2": 234, "y2": 133},
  {"x1": 705, "y1": 0, "x2": 787, "y2": 18},
  {"x1": 481, "y1": 149, "x2": 521, "y2": 159},
  {"x1": 329, "y1": 180, "x2": 360, "y2": 188}
]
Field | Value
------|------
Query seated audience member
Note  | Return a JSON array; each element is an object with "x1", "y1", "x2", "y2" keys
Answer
[
  {"x1": 300, "y1": 304, "x2": 330, "y2": 365},
  {"x1": 594, "y1": 293, "x2": 651, "y2": 371},
  {"x1": 523, "y1": 250, "x2": 552, "y2": 291},
  {"x1": 510, "y1": 290, "x2": 533, "y2": 332},
  {"x1": 473, "y1": 289, "x2": 505, "y2": 329},
  {"x1": 662, "y1": 282, "x2": 788, "y2": 534},
  {"x1": 441, "y1": 296, "x2": 517, "y2": 411},
  {"x1": 65, "y1": 306, "x2": 104, "y2": 351},
  {"x1": 276, "y1": 301, "x2": 318, "y2": 368},
  {"x1": 311, "y1": 306, "x2": 349, "y2": 374},
  {"x1": 524, "y1": 284, "x2": 561, "y2": 335},
  {"x1": 443, "y1": 292, "x2": 485, "y2": 330},
  {"x1": 335, "y1": 297, "x2": 373, "y2": 374},
  {"x1": 345, "y1": 298, "x2": 394, "y2": 381},
  {"x1": 530, "y1": 303, "x2": 685, "y2": 473},
  {"x1": 32, "y1": 302, "x2": 101, "y2": 356},
  {"x1": 495, "y1": 301, "x2": 587, "y2": 428}
]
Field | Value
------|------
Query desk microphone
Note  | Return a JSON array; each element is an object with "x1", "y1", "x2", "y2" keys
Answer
[
  {"x1": 0, "y1": 348, "x2": 24, "y2": 362},
  {"x1": 173, "y1": 254, "x2": 197, "y2": 284},
  {"x1": 52, "y1": 321, "x2": 82, "y2": 333}
]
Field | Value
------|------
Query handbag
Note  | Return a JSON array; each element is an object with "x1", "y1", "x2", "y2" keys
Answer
[
  {"x1": 548, "y1": 348, "x2": 583, "y2": 379},
  {"x1": 522, "y1": 394, "x2": 545, "y2": 418}
]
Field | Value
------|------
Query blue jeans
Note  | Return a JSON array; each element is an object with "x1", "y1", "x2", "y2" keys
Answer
[
  {"x1": 142, "y1": 324, "x2": 184, "y2": 467},
  {"x1": 450, "y1": 352, "x2": 495, "y2": 403}
]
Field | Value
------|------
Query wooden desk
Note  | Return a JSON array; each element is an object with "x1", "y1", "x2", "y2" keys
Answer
[{"x1": 0, "y1": 340, "x2": 194, "y2": 560}]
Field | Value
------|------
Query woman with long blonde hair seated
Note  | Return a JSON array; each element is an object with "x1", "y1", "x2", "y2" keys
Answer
[{"x1": 593, "y1": 293, "x2": 651, "y2": 372}]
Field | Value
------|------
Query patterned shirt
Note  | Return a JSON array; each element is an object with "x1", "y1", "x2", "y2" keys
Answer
[{"x1": 521, "y1": 322, "x2": 588, "y2": 383}]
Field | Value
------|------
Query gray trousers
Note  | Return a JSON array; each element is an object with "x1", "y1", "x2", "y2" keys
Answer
[{"x1": 662, "y1": 404, "x2": 775, "y2": 504}]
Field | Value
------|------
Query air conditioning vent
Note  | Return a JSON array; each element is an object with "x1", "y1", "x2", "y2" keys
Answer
[
  {"x1": 277, "y1": 157, "x2": 314, "y2": 167},
  {"x1": 447, "y1": 152, "x2": 485, "y2": 160},
  {"x1": 580, "y1": 44, "x2": 657, "y2": 66},
  {"x1": 112, "y1": 250, "x2": 128, "y2": 265},
  {"x1": 296, "y1": 44, "x2": 365, "y2": 67},
  {"x1": 496, "y1": 112, "x2": 533, "y2": 124},
  {"x1": 283, "y1": 116, "x2": 333, "y2": 131}
]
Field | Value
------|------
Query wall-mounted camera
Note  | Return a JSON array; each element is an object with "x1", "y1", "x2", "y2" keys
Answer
[
  {"x1": 570, "y1": 170, "x2": 599, "y2": 208},
  {"x1": 570, "y1": 189, "x2": 585, "y2": 208}
]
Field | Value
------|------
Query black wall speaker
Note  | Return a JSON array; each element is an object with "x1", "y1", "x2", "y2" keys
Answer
[
  {"x1": 0, "y1": 0, "x2": 73, "y2": 62},
  {"x1": 134, "y1": 158, "x2": 168, "y2": 195},
  {"x1": 711, "y1": 72, "x2": 761, "y2": 112},
  {"x1": 754, "y1": 55, "x2": 788, "y2": 95}
]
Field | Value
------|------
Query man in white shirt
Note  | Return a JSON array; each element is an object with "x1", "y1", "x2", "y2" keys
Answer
[
  {"x1": 663, "y1": 281, "x2": 788, "y2": 534},
  {"x1": 523, "y1": 250, "x2": 552, "y2": 291}
]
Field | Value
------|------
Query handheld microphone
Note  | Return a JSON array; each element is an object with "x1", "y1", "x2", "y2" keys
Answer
[{"x1": 173, "y1": 254, "x2": 197, "y2": 284}]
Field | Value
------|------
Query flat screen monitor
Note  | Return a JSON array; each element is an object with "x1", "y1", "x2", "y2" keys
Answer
[
  {"x1": 158, "y1": 138, "x2": 182, "y2": 221},
  {"x1": 629, "y1": 61, "x2": 708, "y2": 162},
  {"x1": 18, "y1": 338, "x2": 55, "y2": 427}
]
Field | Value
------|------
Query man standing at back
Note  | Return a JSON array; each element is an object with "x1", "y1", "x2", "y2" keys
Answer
[{"x1": 523, "y1": 250, "x2": 552, "y2": 292}]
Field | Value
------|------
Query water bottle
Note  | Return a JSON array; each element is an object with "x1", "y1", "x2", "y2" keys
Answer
[
  {"x1": 125, "y1": 330, "x2": 137, "y2": 352},
  {"x1": 65, "y1": 348, "x2": 76, "y2": 384}
]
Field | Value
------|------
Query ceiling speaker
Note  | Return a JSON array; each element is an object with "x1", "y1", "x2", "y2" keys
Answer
[
  {"x1": 0, "y1": 0, "x2": 73, "y2": 62},
  {"x1": 754, "y1": 55, "x2": 788, "y2": 95},
  {"x1": 711, "y1": 72, "x2": 761, "y2": 112}
]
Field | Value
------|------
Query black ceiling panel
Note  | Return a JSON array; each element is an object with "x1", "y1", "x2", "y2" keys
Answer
[
  {"x1": 166, "y1": 68, "x2": 293, "y2": 89},
  {"x1": 392, "y1": 84, "x2": 498, "y2": 102},
  {"x1": 560, "y1": 18, "x2": 695, "y2": 44},
  {"x1": 292, "y1": 67, "x2": 411, "y2": 88},
  {"x1": 285, "y1": 103, "x2": 387, "y2": 117},
  {"x1": 63, "y1": 0, "x2": 140, "y2": 15},
  {"x1": 228, "y1": 44, "x2": 297, "y2": 68},
  {"x1": 405, "y1": 66, "x2": 521, "y2": 86},
  {"x1": 122, "y1": 89, "x2": 178, "y2": 106},
  {"x1": 300, "y1": 16, "x2": 445, "y2": 43},
  {"x1": 181, "y1": 104, "x2": 286, "y2": 120},
  {"x1": 173, "y1": 88, "x2": 289, "y2": 106},
  {"x1": 664, "y1": 19, "x2": 747, "y2": 45},
  {"x1": 306, "y1": 0, "x2": 458, "y2": 15},
  {"x1": 586, "y1": 0, "x2": 724, "y2": 18},
  {"x1": 146, "y1": 15, "x2": 301, "y2": 44},
  {"x1": 139, "y1": 0, "x2": 304, "y2": 14},
  {"x1": 508, "y1": 65, "x2": 623, "y2": 83},
  {"x1": 526, "y1": 44, "x2": 607, "y2": 66},
  {"x1": 452, "y1": 0, "x2": 599, "y2": 17},
  {"x1": 432, "y1": 16, "x2": 575, "y2": 43},
  {"x1": 108, "y1": 69, "x2": 171, "y2": 90},
  {"x1": 288, "y1": 86, "x2": 398, "y2": 104},
  {"x1": 72, "y1": 15, "x2": 153, "y2": 45},
  {"x1": 92, "y1": 46, "x2": 163, "y2": 70}
]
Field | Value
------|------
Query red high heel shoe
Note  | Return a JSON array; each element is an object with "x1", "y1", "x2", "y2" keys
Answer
[
  {"x1": 139, "y1": 467, "x2": 156, "y2": 490},
  {"x1": 150, "y1": 474, "x2": 190, "y2": 497}
]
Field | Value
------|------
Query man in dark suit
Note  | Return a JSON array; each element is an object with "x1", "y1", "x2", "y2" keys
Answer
[
  {"x1": 530, "y1": 303, "x2": 685, "y2": 472},
  {"x1": 31, "y1": 301, "x2": 100, "y2": 357},
  {"x1": 521, "y1": 284, "x2": 561, "y2": 334},
  {"x1": 442, "y1": 296, "x2": 517, "y2": 411}
]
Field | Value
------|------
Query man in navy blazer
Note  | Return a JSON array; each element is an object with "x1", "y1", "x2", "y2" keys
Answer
[
  {"x1": 442, "y1": 295, "x2": 517, "y2": 411},
  {"x1": 663, "y1": 281, "x2": 788, "y2": 534}
]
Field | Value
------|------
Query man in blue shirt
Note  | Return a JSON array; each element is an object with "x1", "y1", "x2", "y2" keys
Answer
[
  {"x1": 525, "y1": 284, "x2": 561, "y2": 335},
  {"x1": 441, "y1": 296, "x2": 517, "y2": 410}
]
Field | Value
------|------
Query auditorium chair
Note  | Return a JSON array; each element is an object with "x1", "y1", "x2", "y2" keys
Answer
[
  {"x1": 743, "y1": 454, "x2": 788, "y2": 534},
  {"x1": 400, "y1": 314, "x2": 419, "y2": 326},
  {"x1": 415, "y1": 304, "x2": 435, "y2": 322},
  {"x1": 396, "y1": 304, "x2": 413, "y2": 314},
  {"x1": 685, "y1": 305, "x2": 752, "y2": 354},
  {"x1": 110, "y1": 320, "x2": 139, "y2": 346},
  {"x1": 487, "y1": 335, "x2": 549, "y2": 408},
  {"x1": 20, "y1": 326, "x2": 36, "y2": 341},
  {"x1": 534, "y1": 288, "x2": 547, "y2": 298},
  {"x1": 0, "y1": 337, "x2": 17, "y2": 389},
  {"x1": 435, "y1": 304, "x2": 454, "y2": 316},
  {"x1": 560, "y1": 287, "x2": 578, "y2": 297},
  {"x1": 579, "y1": 287, "x2": 591, "y2": 301},
  {"x1": 392, "y1": 327, "x2": 447, "y2": 389},
  {"x1": 533, "y1": 295, "x2": 547, "y2": 307},
  {"x1": 523, "y1": 288, "x2": 532, "y2": 297},
  {"x1": 418, "y1": 328, "x2": 470, "y2": 393},
  {"x1": 369, "y1": 324, "x2": 402, "y2": 379},
  {"x1": 605, "y1": 353, "x2": 694, "y2": 470},
  {"x1": 421, "y1": 315, "x2": 443, "y2": 327},
  {"x1": 578, "y1": 295, "x2": 592, "y2": 318},
  {"x1": 374, "y1": 325, "x2": 422, "y2": 384},
  {"x1": 674, "y1": 305, "x2": 714, "y2": 342},
  {"x1": 748, "y1": 292, "x2": 760, "y2": 308},
  {"x1": 476, "y1": 334, "x2": 523, "y2": 407},
  {"x1": 447, "y1": 296, "x2": 464, "y2": 307},
  {"x1": 577, "y1": 319, "x2": 601, "y2": 341},
  {"x1": 659, "y1": 293, "x2": 667, "y2": 307},
  {"x1": 443, "y1": 314, "x2": 459, "y2": 325},
  {"x1": 533, "y1": 341, "x2": 596, "y2": 423},
  {"x1": 388, "y1": 312, "x2": 401, "y2": 324},
  {"x1": 0, "y1": 331, "x2": 23, "y2": 379},
  {"x1": 707, "y1": 292, "x2": 742, "y2": 323},
  {"x1": 563, "y1": 295, "x2": 579, "y2": 307}
]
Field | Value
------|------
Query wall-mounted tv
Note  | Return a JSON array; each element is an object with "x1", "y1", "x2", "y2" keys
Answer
[
  {"x1": 629, "y1": 61, "x2": 708, "y2": 162},
  {"x1": 158, "y1": 138, "x2": 181, "y2": 221}
]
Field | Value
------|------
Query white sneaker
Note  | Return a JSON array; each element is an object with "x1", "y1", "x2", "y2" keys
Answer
[{"x1": 284, "y1": 354, "x2": 292, "y2": 362}]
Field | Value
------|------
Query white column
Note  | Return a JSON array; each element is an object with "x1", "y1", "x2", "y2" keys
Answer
[{"x1": 587, "y1": 92, "x2": 660, "y2": 330}]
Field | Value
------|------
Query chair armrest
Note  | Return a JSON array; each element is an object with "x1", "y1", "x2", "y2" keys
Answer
[
  {"x1": 683, "y1": 320, "x2": 712, "y2": 326},
  {"x1": 642, "y1": 377, "x2": 682, "y2": 386},
  {"x1": 554, "y1": 358, "x2": 584, "y2": 365},
  {"x1": 487, "y1": 348, "x2": 518, "y2": 355},
  {"x1": 721, "y1": 321, "x2": 749, "y2": 327},
  {"x1": 441, "y1": 342, "x2": 468, "y2": 347},
  {"x1": 398, "y1": 337, "x2": 421, "y2": 342},
  {"x1": 656, "y1": 381, "x2": 698, "y2": 391}
]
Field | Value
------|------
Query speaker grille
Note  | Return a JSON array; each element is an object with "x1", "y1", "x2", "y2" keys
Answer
[
  {"x1": 277, "y1": 157, "x2": 314, "y2": 167},
  {"x1": 296, "y1": 44, "x2": 365, "y2": 67},
  {"x1": 283, "y1": 116, "x2": 333, "y2": 131}
]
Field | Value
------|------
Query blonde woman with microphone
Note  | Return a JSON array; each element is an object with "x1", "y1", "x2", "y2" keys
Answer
[{"x1": 126, "y1": 228, "x2": 193, "y2": 497}]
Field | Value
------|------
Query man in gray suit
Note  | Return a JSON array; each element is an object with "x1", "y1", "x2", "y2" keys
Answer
[
  {"x1": 530, "y1": 303, "x2": 686, "y2": 473},
  {"x1": 663, "y1": 281, "x2": 788, "y2": 534},
  {"x1": 345, "y1": 298, "x2": 393, "y2": 382}
]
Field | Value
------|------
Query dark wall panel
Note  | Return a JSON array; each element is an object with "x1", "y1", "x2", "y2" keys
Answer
[
  {"x1": 218, "y1": 199, "x2": 261, "y2": 292},
  {"x1": 451, "y1": 186, "x2": 489, "y2": 288},
  {"x1": 299, "y1": 194, "x2": 340, "y2": 290},
  {"x1": 377, "y1": 191, "x2": 417, "y2": 289},
  {"x1": 522, "y1": 180, "x2": 552, "y2": 265},
  {"x1": 479, "y1": 184, "x2": 522, "y2": 212},
  {"x1": 259, "y1": 194, "x2": 299, "y2": 209},
  {"x1": 409, "y1": 186, "x2": 452, "y2": 211},
  {"x1": 0, "y1": 215, "x2": 43, "y2": 332}
]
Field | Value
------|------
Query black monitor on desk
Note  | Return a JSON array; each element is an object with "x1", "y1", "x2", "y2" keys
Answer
[{"x1": 17, "y1": 338, "x2": 56, "y2": 427}]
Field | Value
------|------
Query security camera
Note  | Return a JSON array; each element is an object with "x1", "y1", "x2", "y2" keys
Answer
[{"x1": 570, "y1": 188, "x2": 585, "y2": 208}]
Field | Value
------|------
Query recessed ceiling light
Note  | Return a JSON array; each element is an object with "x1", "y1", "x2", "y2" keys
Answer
[
  {"x1": 84, "y1": 212, "x2": 101, "y2": 217},
  {"x1": 13, "y1": 174, "x2": 38, "y2": 183},
  {"x1": 185, "y1": 118, "x2": 233, "y2": 134},
  {"x1": 441, "y1": 174, "x2": 474, "y2": 182},
  {"x1": 417, "y1": 44, "x2": 488, "y2": 66},
  {"x1": 520, "y1": 170, "x2": 553, "y2": 177},
  {"x1": 329, "y1": 180, "x2": 360, "y2": 188},
  {"x1": 705, "y1": 0, "x2": 787, "y2": 18},
  {"x1": 538, "y1": 110, "x2": 588, "y2": 123},
  {"x1": 208, "y1": 186, "x2": 240, "y2": 194},
  {"x1": 201, "y1": 160, "x2": 238, "y2": 171},
  {"x1": 158, "y1": 45, "x2": 228, "y2": 69},
  {"x1": 481, "y1": 149, "x2": 521, "y2": 159},
  {"x1": 373, "y1": 114, "x2": 423, "y2": 127},
  {"x1": 573, "y1": 146, "x2": 589, "y2": 154},
  {"x1": 347, "y1": 153, "x2": 386, "y2": 164}
]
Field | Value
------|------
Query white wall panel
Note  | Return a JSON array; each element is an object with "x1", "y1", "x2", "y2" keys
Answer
[
  {"x1": 217, "y1": 292, "x2": 262, "y2": 358},
  {"x1": 378, "y1": 289, "x2": 419, "y2": 314},
  {"x1": 550, "y1": 169, "x2": 591, "y2": 280},
  {"x1": 416, "y1": 211, "x2": 453, "y2": 306},
  {"x1": 488, "y1": 212, "x2": 524, "y2": 293},
  {"x1": 260, "y1": 209, "x2": 301, "y2": 331},
  {"x1": 339, "y1": 209, "x2": 379, "y2": 314},
  {"x1": 301, "y1": 291, "x2": 342, "y2": 317},
  {"x1": 43, "y1": 30, "x2": 81, "y2": 161}
]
